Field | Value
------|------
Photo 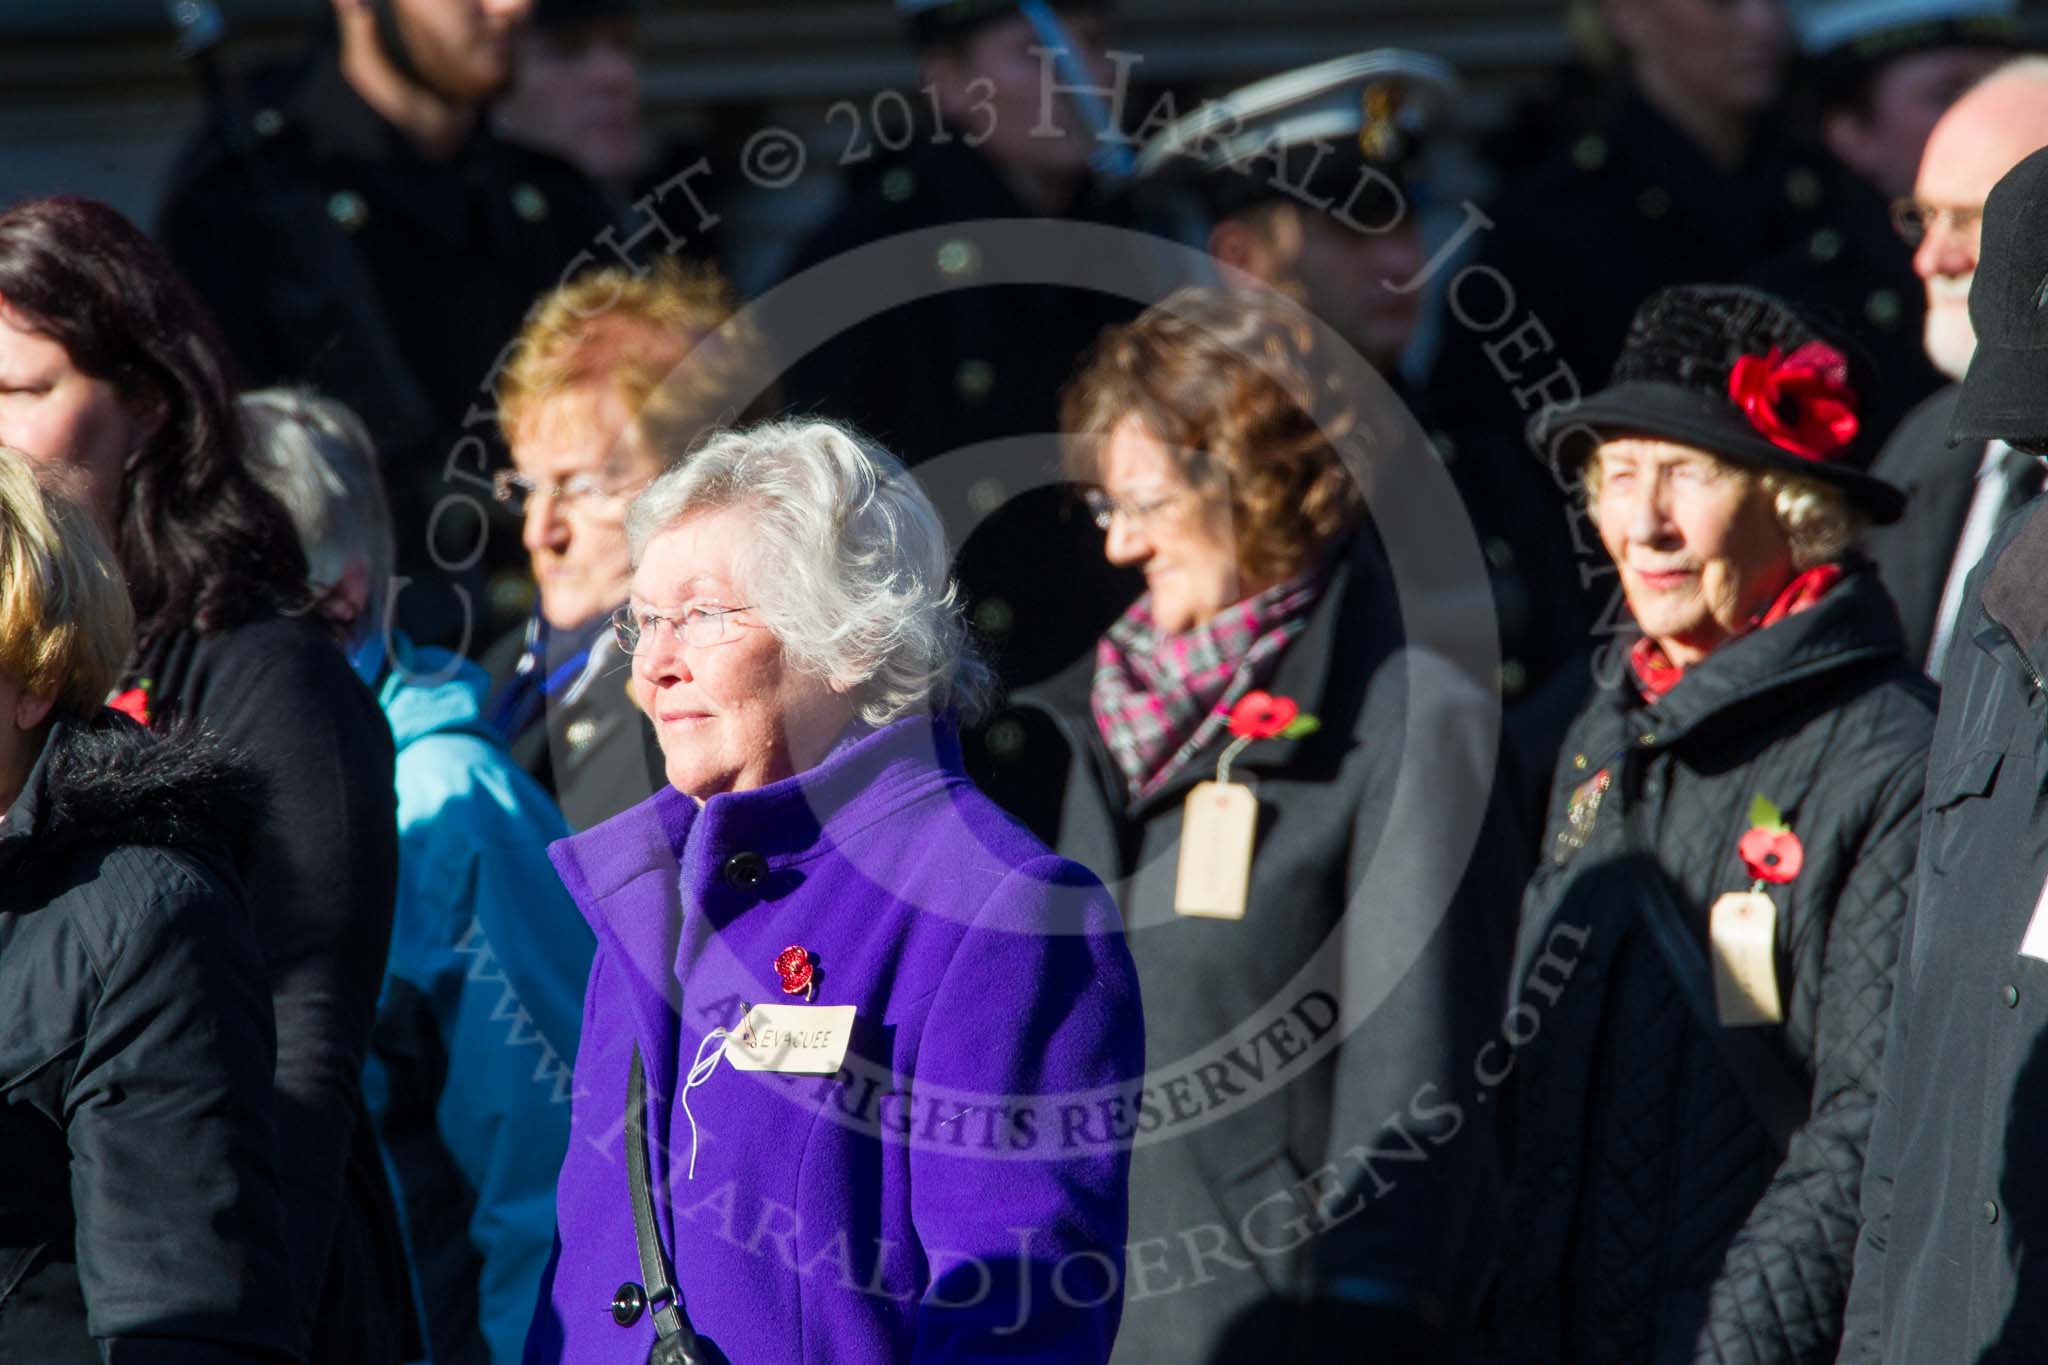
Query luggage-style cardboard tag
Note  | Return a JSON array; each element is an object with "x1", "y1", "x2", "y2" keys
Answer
[
  {"x1": 1175, "y1": 780, "x2": 1257, "y2": 920},
  {"x1": 724, "y1": 1003, "x2": 856, "y2": 1074},
  {"x1": 1710, "y1": 890, "x2": 1783, "y2": 1026}
]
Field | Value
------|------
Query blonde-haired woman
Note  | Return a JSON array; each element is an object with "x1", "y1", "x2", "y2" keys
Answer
[
  {"x1": 0, "y1": 449, "x2": 296, "y2": 1361},
  {"x1": 486, "y1": 256, "x2": 774, "y2": 829}
]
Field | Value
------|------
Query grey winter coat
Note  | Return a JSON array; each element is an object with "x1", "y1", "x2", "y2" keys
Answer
[
  {"x1": 0, "y1": 713, "x2": 297, "y2": 1362},
  {"x1": 1840, "y1": 497, "x2": 2048, "y2": 1364},
  {"x1": 1482, "y1": 562, "x2": 1934, "y2": 1365},
  {"x1": 979, "y1": 535, "x2": 1528, "y2": 1364}
]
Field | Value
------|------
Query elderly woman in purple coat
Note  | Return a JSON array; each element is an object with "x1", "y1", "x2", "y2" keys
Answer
[{"x1": 528, "y1": 420, "x2": 1145, "y2": 1364}]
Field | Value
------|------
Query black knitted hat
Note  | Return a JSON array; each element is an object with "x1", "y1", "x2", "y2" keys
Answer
[{"x1": 1550, "y1": 285, "x2": 1906, "y2": 524}]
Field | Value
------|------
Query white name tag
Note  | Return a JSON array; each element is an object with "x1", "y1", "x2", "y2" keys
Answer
[
  {"x1": 1175, "y1": 780, "x2": 1257, "y2": 920},
  {"x1": 724, "y1": 1003, "x2": 856, "y2": 1075},
  {"x1": 1710, "y1": 891, "x2": 1783, "y2": 1027},
  {"x1": 2020, "y1": 874, "x2": 2048, "y2": 963}
]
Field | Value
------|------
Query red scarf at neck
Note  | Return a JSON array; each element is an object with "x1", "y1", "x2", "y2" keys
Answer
[{"x1": 1629, "y1": 563, "x2": 1845, "y2": 701}]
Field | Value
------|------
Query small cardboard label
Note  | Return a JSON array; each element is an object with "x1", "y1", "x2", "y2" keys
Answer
[
  {"x1": 1175, "y1": 781, "x2": 1257, "y2": 920},
  {"x1": 2019, "y1": 874, "x2": 2048, "y2": 963},
  {"x1": 1710, "y1": 890, "x2": 1783, "y2": 1026},
  {"x1": 724, "y1": 1004, "x2": 856, "y2": 1075}
]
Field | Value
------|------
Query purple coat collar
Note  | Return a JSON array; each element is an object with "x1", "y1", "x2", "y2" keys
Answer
[{"x1": 547, "y1": 716, "x2": 965, "y2": 1103}]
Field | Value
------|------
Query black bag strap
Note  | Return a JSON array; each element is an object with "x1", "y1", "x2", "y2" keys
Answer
[
  {"x1": 1619, "y1": 755, "x2": 1810, "y2": 1156},
  {"x1": 627, "y1": 1045, "x2": 708, "y2": 1365}
]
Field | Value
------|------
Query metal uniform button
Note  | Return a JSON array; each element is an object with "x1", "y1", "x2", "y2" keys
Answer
[
  {"x1": 1986, "y1": 1199, "x2": 2001, "y2": 1224},
  {"x1": 723, "y1": 851, "x2": 767, "y2": 889},
  {"x1": 1571, "y1": 134, "x2": 1608, "y2": 172},
  {"x1": 512, "y1": 182, "x2": 550, "y2": 223},
  {"x1": 974, "y1": 596, "x2": 1014, "y2": 635},
  {"x1": 967, "y1": 477, "x2": 1007, "y2": 517},
  {"x1": 936, "y1": 239, "x2": 981, "y2": 278},
  {"x1": 565, "y1": 716, "x2": 598, "y2": 752},
  {"x1": 1866, "y1": 289, "x2": 1904, "y2": 329},
  {"x1": 252, "y1": 106, "x2": 284, "y2": 138},
  {"x1": 2002, "y1": 983, "x2": 2020, "y2": 1008},
  {"x1": 955, "y1": 358, "x2": 995, "y2": 402},
  {"x1": 327, "y1": 190, "x2": 369, "y2": 233},
  {"x1": 1808, "y1": 228, "x2": 1842, "y2": 263},
  {"x1": 610, "y1": 1282, "x2": 647, "y2": 1326},
  {"x1": 1638, "y1": 732, "x2": 1656, "y2": 747},
  {"x1": 882, "y1": 167, "x2": 917, "y2": 202},
  {"x1": 1637, "y1": 186, "x2": 1672, "y2": 220},
  {"x1": 1785, "y1": 167, "x2": 1823, "y2": 209}
]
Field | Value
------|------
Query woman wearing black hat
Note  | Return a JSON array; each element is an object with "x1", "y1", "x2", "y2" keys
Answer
[{"x1": 1471, "y1": 285, "x2": 1935, "y2": 1364}]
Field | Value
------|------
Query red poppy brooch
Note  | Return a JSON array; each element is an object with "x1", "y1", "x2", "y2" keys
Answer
[
  {"x1": 1738, "y1": 795, "x2": 1804, "y2": 888},
  {"x1": 1727, "y1": 342, "x2": 1860, "y2": 462},
  {"x1": 107, "y1": 679, "x2": 153, "y2": 727},
  {"x1": 775, "y1": 945, "x2": 816, "y2": 1001},
  {"x1": 1215, "y1": 691, "x2": 1319, "y2": 782}
]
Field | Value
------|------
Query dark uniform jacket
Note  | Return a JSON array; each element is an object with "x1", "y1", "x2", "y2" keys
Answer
[
  {"x1": 1863, "y1": 385, "x2": 1978, "y2": 667},
  {"x1": 1482, "y1": 564, "x2": 1933, "y2": 1365},
  {"x1": 157, "y1": 48, "x2": 616, "y2": 643},
  {"x1": 1839, "y1": 498, "x2": 2048, "y2": 1364},
  {"x1": 1428, "y1": 87, "x2": 1834, "y2": 465},
  {"x1": 1750, "y1": 158, "x2": 1942, "y2": 453},
  {"x1": 480, "y1": 618, "x2": 662, "y2": 832},
  {"x1": 129, "y1": 614, "x2": 411, "y2": 1365},
  {"x1": 980, "y1": 534, "x2": 1527, "y2": 1363},
  {"x1": 0, "y1": 714, "x2": 297, "y2": 1363},
  {"x1": 772, "y1": 135, "x2": 1142, "y2": 688}
]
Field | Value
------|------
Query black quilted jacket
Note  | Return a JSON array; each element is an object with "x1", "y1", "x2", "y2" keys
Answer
[{"x1": 1476, "y1": 563, "x2": 1934, "y2": 1365}]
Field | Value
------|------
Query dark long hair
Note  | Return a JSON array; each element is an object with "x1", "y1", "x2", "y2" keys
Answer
[{"x1": 0, "y1": 195, "x2": 309, "y2": 655}]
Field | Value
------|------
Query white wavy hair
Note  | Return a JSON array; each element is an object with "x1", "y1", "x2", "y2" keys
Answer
[{"x1": 625, "y1": 420, "x2": 991, "y2": 726}]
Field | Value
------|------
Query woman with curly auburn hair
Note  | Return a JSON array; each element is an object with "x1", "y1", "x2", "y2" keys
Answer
[
  {"x1": 975, "y1": 285, "x2": 1527, "y2": 1364},
  {"x1": 0, "y1": 195, "x2": 408, "y2": 1364},
  {"x1": 0, "y1": 448, "x2": 296, "y2": 1362}
]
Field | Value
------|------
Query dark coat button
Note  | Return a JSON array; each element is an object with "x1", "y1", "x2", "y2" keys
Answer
[
  {"x1": 611, "y1": 1282, "x2": 647, "y2": 1326},
  {"x1": 724, "y1": 851, "x2": 767, "y2": 889}
]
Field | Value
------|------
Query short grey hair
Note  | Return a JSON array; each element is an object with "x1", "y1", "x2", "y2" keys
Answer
[
  {"x1": 625, "y1": 420, "x2": 991, "y2": 726},
  {"x1": 238, "y1": 389, "x2": 394, "y2": 638},
  {"x1": 1581, "y1": 450, "x2": 1866, "y2": 570}
]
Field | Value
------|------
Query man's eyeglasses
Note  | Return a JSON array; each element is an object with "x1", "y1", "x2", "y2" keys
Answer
[
  {"x1": 1082, "y1": 487, "x2": 1193, "y2": 532},
  {"x1": 491, "y1": 469, "x2": 640, "y2": 516},
  {"x1": 1889, "y1": 198, "x2": 1984, "y2": 246},
  {"x1": 611, "y1": 603, "x2": 753, "y2": 655}
]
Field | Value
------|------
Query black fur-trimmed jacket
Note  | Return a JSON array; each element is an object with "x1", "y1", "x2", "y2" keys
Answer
[
  {"x1": 1476, "y1": 563, "x2": 1935, "y2": 1364},
  {"x1": 0, "y1": 713, "x2": 297, "y2": 1362}
]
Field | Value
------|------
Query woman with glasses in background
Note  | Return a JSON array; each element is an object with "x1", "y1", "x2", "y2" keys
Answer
[
  {"x1": 976, "y1": 287, "x2": 1526, "y2": 1364},
  {"x1": 486, "y1": 257, "x2": 771, "y2": 830}
]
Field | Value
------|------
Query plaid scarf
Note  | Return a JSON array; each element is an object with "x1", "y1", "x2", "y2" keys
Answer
[{"x1": 1091, "y1": 565, "x2": 1328, "y2": 800}]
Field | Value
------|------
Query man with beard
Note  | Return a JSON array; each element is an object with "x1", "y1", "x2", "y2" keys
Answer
[
  {"x1": 159, "y1": 0, "x2": 615, "y2": 648},
  {"x1": 1861, "y1": 56, "x2": 2048, "y2": 675}
]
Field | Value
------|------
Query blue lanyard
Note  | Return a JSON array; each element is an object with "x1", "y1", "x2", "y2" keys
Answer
[{"x1": 541, "y1": 647, "x2": 592, "y2": 698}]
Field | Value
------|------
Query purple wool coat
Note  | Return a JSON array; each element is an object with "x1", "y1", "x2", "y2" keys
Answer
[{"x1": 527, "y1": 716, "x2": 1144, "y2": 1364}]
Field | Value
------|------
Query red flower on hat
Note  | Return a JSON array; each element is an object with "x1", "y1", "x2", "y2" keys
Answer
[
  {"x1": 1726, "y1": 342, "x2": 1861, "y2": 462},
  {"x1": 774, "y1": 945, "x2": 814, "y2": 997},
  {"x1": 1226, "y1": 691, "x2": 1298, "y2": 740}
]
